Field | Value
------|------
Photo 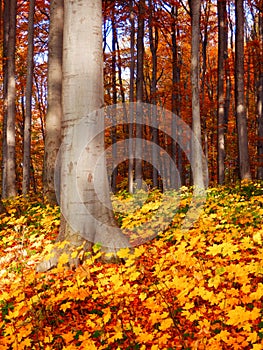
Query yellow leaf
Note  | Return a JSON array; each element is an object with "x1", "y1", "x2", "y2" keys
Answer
[
  {"x1": 208, "y1": 275, "x2": 221, "y2": 289},
  {"x1": 57, "y1": 240, "x2": 69, "y2": 249},
  {"x1": 139, "y1": 292, "x2": 147, "y2": 301},
  {"x1": 247, "y1": 331, "x2": 258, "y2": 343},
  {"x1": 226, "y1": 306, "x2": 260, "y2": 326},
  {"x1": 62, "y1": 332, "x2": 75, "y2": 343},
  {"x1": 151, "y1": 345, "x2": 159, "y2": 350},
  {"x1": 44, "y1": 334, "x2": 54, "y2": 343},
  {"x1": 71, "y1": 250, "x2": 78, "y2": 259},
  {"x1": 253, "y1": 231, "x2": 262, "y2": 245},
  {"x1": 206, "y1": 243, "x2": 222, "y2": 256},
  {"x1": 133, "y1": 245, "x2": 145, "y2": 258},
  {"x1": 63, "y1": 280, "x2": 74, "y2": 287},
  {"x1": 4, "y1": 325, "x2": 15, "y2": 336},
  {"x1": 60, "y1": 301, "x2": 71, "y2": 312},
  {"x1": 129, "y1": 271, "x2": 140, "y2": 281},
  {"x1": 1, "y1": 291, "x2": 10, "y2": 301},
  {"x1": 18, "y1": 338, "x2": 31, "y2": 349},
  {"x1": 184, "y1": 302, "x2": 195, "y2": 310},
  {"x1": 149, "y1": 312, "x2": 161, "y2": 324},
  {"x1": 58, "y1": 253, "x2": 69, "y2": 265},
  {"x1": 103, "y1": 307, "x2": 111, "y2": 324},
  {"x1": 5, "y1": 309, "x2": 19, "y2": 320},
  {"x1": 214, "y1": 330, "x2": 230, "y2": 342},
  {"x1": 253, "y1": 345, "x2": 263, "y2": 350},
  {"x1": 221, "y1": 242, "x2": 239, "y2": 256},
  {"x1": 30, "y1": 295, "x2": 40, "y2": 304},
  {"x1": 114, "y1": 331, "x2": 123, "y2": 340},
  {"x1": 44, "y1": 243, "x2": 55, "y2": 253},
  {"x1": 136, "y1": 332, "x2": 154, "y2": 342},
  {"x1": 110, "y1": 273, "x2": 122, "y2": 289},
  {"x1": 159, "y1": 318, "x2": 173, "y2": 331},
  {"x1": 117, "y1": 247, "x2": 130, "y2": 259}
]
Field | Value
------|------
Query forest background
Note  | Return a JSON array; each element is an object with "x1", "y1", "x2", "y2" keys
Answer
[{"x1": 1, "y1": 0, "x2": 263, "y2": 196}]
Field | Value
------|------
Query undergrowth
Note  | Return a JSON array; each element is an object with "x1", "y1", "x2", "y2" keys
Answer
[{"x1": 0, "y1": 181, "x2": 263, "y2": 349}]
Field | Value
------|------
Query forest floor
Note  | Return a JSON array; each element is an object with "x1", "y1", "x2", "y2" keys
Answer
[{"x1": 1, "y1": 181, "x2": 263, "y2": 349}]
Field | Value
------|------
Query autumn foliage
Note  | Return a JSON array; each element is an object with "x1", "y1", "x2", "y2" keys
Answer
[{"x1": 1, "y1": 181, "x2": 263, "y2": 349}]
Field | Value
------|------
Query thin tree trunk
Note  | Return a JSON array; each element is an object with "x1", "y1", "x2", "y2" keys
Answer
[
  {"x1": 0, "y1": 0, "x2": 2, "y2": 41},
  {"x1": 43, "y1": 0, "x2": 63, "y2": 204},
  {"x1": 171, "y1": 5, "x2": 182, "y2": 189},
  {"x1": 149, "y1": 0, "x2": 159, "y2": 189},
  {"x1": 235, "y1": 0, "x2": 251, "y2": 180},
  {"x1": 135, "y1": 0, "x2": 145, "y2": 190},
  {"x1": 34, "y1": 77, "x2": 46, "y2": 143},
  {"x1": 22, "y1": 0, "x2": 35, "y2": 194},
  {"x1": 217, "y1": 0, "x2": 227, "y2": 184},
  {"x1": 111, "y1": 3, "x2": 118, "y2": 193},
  {"x1": 1, "y1": 0, "x2": 10, "y2": 197},
  {"x1": 201, "y1": 1, "x2": 209, "y2": 167},
  {"x1": 5, "y1": 0, "x2": 17, "y2": 197},
  {"x1": 128, "y1": 0, "x2": 135, "y2": 193},
  {"x1": 116, "y1": 36, "x2": 129, "y2": 164},
  {"x1": 189, "y1": 0, "x2": 204, "y2": 188},
  {"x1": 257, "y1": 8, "x2": 263, "y2": 179}
]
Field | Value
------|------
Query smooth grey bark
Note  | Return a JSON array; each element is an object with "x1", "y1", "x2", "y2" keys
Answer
[
  {"x1": 128, "y1": 0, "x2": 135, "y2": 193},
  {"x1": 37, "y1": 0, "x2": 129, "y2": 272},
  {"x1": 217, "y1": 0, "x2": 227, "y2": 184},
  {"x1": 135, "y1": 0, "x2": 145, "y2": 190},
  {"x1": 111, "y1": 4, "x2": 118, "y2": 193},
  {"x1": 22, "y1": 0, "x2": 35, "y2": 194},
  {"x1": 115, "y1": 34, "x2": 129, "y2": 162},
  {"x1": 43, "y1": 0, "x2": 63, "y2": 204},
  {"x1": 1, "y1": 0, "x2": 9, "y2": 198},
  {"x1": 201, "y1": 1, "x2": 209, "y2": 167},
  {"x1": 171, "y1": 4, "x2": 182, "y2": 189},
  {"x1": 4, "y1": 0, "x2": 17, "y2": 198},
  {"x1": 188, "y1": 0, "x2": 205, "y2": 188},
  {"x1": 235, "y1": 0, "x2": 251, "y2": 180}
]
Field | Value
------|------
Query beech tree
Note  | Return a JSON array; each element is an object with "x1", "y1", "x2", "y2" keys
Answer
[
  {"x1": 128, "y1": 0, "x2": 135, "y2": 193},
  {"x1": 1, "y1": 0, "x2": 9, "y2": 198},
  {"x1": 43, "y1": 0, "x2": 63, "y2": 204},
  {"x1": 2, "y1": 0, "x2": 17, "y2": 198},
  {"x1": 188, "y1": 0, "x2": 205, "y2": 188},
  {"x1": 235, "y1": 0, "x2": 251, "y2": 180},
  {"x1": 170, "y1": 4, "x2": 182, "y2": 188},
  {"x1": 135, "y1": 0, "x2": 145, "y2": 189},
  {"x1": 37, "y1": 0, "x2": 129, "y2": 272},
  {"x1": 217, "y1": 0, "x2": 227, "y2": 184},
  {"x1": 22, "y1": 0, "x2": 35, "y2": 194}
]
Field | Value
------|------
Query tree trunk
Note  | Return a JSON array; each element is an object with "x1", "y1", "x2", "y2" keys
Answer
[
  {"x1": 188, "y1": 0, "x2": 205, "y2": 188},
  {"x1": 217, "y1": 0, "x2": 227, "y2": 184},
  {"x1": 43, "y1": 0, "x2": 63, "y2": 204},
  {"x1": 201, "y1": 1, "x2": 209, "y2": 170},
  {"x1": 235, "y1": 0, "x2": 251, "y2": 180},
  {"x1": 22, "y1": 0, "x2": 35, "y2": 194},
  {"x1": 111, "y1": 3, "x2": 118, "y2": 193},
  {"x1": 37, "y1": 0, "x2": 130, "y2": 272},
  {"x1": 1, "y1": 0, "x2": 10, "y2": 198},
  {"x1": 257, "y1": 7, "x2": 263, "y2": 179},
  {"x1": 148, "y1": 0, "x2": 159, "y2": 189},
  {"x1": 4, "y1": 0, "x2": 17, "y2": 198},
  {"x1": 171, "y1": 5, "x2": 182, "y2": 189},
  {"x1": 135, "y1": 0, "x2": 145, "y2": 190},
  {"x1": 128, "y1": 0, "x2": 135, "y2": 193}
]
